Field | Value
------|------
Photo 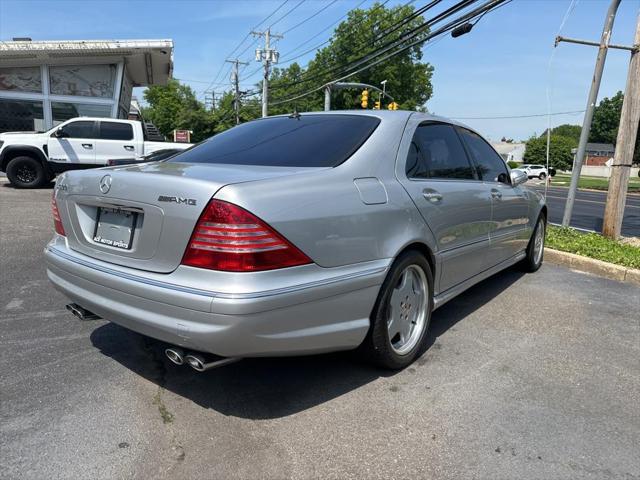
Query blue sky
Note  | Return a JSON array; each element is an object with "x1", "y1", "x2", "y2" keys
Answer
[{"x1": 1, "y1": 0, "x2": 638, "y2": 141}]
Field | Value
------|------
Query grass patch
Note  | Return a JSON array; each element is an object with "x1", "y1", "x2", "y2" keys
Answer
[
  {"x1": 551, "y1": 173, "x2": 640, "y2": 193},
  {"x1": 546, "y1": 225, "x2": 640, "y2": 269}
]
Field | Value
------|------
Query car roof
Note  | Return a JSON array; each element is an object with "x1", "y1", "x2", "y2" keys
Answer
[{"x1": 267, "y1": 110, "x2": 479, "y2": 136}]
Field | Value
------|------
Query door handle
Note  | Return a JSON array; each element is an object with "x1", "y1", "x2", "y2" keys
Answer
[
  {"x1": 422, "y1": 190, "x2": 443, "y2": 203},
  {"x1": 123, "y1": 145, "x2": 134, "y2": 151},
  {"x1": 491, "y1": 189, "x2": 503, "y2": 200},
  {"x1": 81, "y1": 143, "x2": 93, "y2": 149}
]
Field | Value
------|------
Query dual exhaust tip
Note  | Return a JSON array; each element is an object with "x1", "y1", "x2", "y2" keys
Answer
[{"x1": 164, "y1": 347, "x2": 240, "y2": 372}]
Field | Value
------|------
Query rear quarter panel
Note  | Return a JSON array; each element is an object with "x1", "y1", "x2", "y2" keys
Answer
[{"x1": 215, "y1": 113, "x2": 439, "y2": 271}]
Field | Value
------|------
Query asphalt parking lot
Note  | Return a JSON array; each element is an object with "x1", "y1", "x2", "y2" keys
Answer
[{"x1": 1, "y1": 182, "x2": 639, "y2": 480}]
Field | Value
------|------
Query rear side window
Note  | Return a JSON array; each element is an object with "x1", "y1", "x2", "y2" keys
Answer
[
  {"x1": 58, "y1": 120, "x2": 95, "y2": 139},
  {"x1": 406, "y1": 123, "x2": 475, "y2": 180},
  {"x1": 100, "y1": 122, "x2": 133, "y2": 141},
  {"x1": 169, "y1": 115, "x2": 380, "y2": 167},
  {"x1": 458, "y1": 128, "x2": 509, "y2": 183}
]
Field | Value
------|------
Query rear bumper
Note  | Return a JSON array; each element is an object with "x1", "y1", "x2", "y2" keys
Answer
[{"x1": 45, "y1": 239, "x2": 388, "y2": 357}]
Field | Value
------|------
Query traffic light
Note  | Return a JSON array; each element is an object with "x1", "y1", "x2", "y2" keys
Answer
[
  {"x1": 387, "y1": 102, "x2": 399, "y2": 110},
  {"x1": 374, "y1": 100, "x2": 381, "y2": 110},
  {"x1": 361, "y1": 90, "x2": 369, "y2": 109}
]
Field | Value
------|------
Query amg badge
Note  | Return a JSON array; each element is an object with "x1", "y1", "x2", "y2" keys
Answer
[{"x1": 158, "y1": 195, "x2": 197, "y2": 206}]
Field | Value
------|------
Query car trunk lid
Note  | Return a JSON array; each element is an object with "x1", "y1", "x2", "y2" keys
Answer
[{"x1": 56, "y1": 162, "x2": 323, "y2": 273}]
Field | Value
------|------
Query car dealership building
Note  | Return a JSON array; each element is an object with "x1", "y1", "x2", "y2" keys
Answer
[{"x1": 0, "y1": 39, "x2": 174, "y2": 133}]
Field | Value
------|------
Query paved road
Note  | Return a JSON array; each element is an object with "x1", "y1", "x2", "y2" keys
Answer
[
  {"x1": 530, "y1": 183, "x2": 640, "y2": 237},
  {"x1": 1, "y1": 183, "x2": 639, "y2": 479}
]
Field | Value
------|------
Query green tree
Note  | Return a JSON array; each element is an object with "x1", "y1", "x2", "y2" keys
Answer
[
  {"x1": 524, "y1": 134, "x2": 575, "y2": 170},
  {"x1": 142, "y1": 79, "x2": 214, "y2": 142},
  {"x1": 590, "y1": 91, "x2": 639, "y2": 164},
  {"x1": 267, "y1": 2, "x2": 434, "y2": 114},
  {"x1": 542, "y1": 124, "x2": 582, "y2": 144}
]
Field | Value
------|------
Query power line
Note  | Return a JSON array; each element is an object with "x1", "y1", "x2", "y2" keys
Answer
[
  {"x1": 451, "y1": 110, "x2": 585, "y2": 120},
  {"x1": 270, "y1": 0, "x2": 509, "y2": 106},
  {"x1": 282, "y1": 0, "x2": 339, "y2": 34},
  {"x1": 269, "y1": 0, "x2": 307, "y2": 28},
  {"x1": 242, "y1": 0, "x2": 422, "y2": 93},
  {"x1": 268, "y1": 0, "x2": 480, "y2": 100},
  {"x1": 198, "y1": 0, "x2": 290, "y2": 98}
]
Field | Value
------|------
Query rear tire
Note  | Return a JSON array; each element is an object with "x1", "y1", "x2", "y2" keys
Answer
[
  {"x1": 521, "y1": 214, "x2": 546, "y2": 272},
  {"x1": 6, "y1": 156, "x2": 47, "y2": 188},
  {"x1": 539, "y1": 172, "x2": 547, "y2": 180},
  {"x1": 362, "y1": 250, "x2": 433, "y2": 370}
]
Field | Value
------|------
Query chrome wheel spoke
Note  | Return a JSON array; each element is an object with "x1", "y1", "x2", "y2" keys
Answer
[{"x1": 385, "y1": 264, "x2": 429, "y2": 355}]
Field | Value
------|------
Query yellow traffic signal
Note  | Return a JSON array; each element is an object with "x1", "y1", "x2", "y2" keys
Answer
[
  {"x1": 374, "y1": 100, "x2": 381, "y2": 110},
  {"x1": 361, "y1": 90, "x2": 369, "y2": 109},
  {"x1": 388, "y1": 102, "x2": 399, "y2": 110}
]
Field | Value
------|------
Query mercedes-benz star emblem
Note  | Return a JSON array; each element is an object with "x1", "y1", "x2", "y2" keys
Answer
[{"x1": 99, "y1": 175, "x2": 112, "y2": 194}]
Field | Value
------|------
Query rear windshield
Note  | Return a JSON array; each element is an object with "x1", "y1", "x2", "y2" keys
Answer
[{"x1": 168, "y1": 114, "x2": 380, "y2": 167}]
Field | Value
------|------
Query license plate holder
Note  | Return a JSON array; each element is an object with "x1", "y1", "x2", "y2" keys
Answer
[{"x1": 93, "y1": 207, "x2": 138, "y2": 250}]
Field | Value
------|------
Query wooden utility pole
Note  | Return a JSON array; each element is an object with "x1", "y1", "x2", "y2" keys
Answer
[{"x1": 603, "y1": 15, "x2": 640, "y2": 239}]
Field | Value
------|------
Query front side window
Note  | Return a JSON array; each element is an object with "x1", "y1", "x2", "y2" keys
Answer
[
  {"x1": 58, "y1": 121, "x2": 96, "y2": 139},
  {"x1": 169, "y1": 114, "x2": 380, "y2": 167},
  {"x1": 99, "y1": 122, "x2": 133, "y2": 141},
  {"x1": 405, "y1": 123, "x2": 475, "y2": 180},
  {"x1": 458, "y1": 128, "x2": 509, "y2": 183}
]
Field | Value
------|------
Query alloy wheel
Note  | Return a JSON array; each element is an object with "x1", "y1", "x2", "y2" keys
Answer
[{"x1": 386, "y1": 264, "x2": 428, "y2": 355}]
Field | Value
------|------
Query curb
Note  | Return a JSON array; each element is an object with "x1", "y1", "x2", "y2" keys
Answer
[{"x1": 545, "y1": 248, "x2": 640, "y2": 286}]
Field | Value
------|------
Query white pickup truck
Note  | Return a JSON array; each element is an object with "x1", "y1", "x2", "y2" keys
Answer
[{"x1": 0, "y1": 117, "x2": 192, "y2": 188}]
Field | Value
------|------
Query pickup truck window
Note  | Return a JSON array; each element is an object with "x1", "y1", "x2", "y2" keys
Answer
[
  {"x1": 99, "y1": 122, "x2": 134, "y2": 141},
  {"x1": 58, "y1": 121, "x2": 96, "y2": 139}
]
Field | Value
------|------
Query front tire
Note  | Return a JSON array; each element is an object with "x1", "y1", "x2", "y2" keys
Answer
[
  {"x1": 521, "y1": 214, "x2": 546, "y2": 272},
  {"x1": 6, "y1": 156, "x2": 47, "y2": 188},
  {"x1": 363, "y1": 250, "x2": 433, "y2": 370}
]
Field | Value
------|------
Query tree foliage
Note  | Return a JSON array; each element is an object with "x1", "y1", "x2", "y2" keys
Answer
[
  {"x1": 524, "y1": 134, "x2": 575, "y2": 170},
  {"x1": 142, "y1": 2, "x2": 435, "y2": 139},
  {"x1": 267, "y1": 2, "x2": 434, "y2": 114},
  {"x1": 589, "y1": 91, "x2": 639, "y2": 164},
  {"x1": 142, "y1": 79, "x2": 215, "y2": 142}
]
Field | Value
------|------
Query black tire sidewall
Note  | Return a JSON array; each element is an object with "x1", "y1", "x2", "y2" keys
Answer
[
  {"x1": 367, "y1": 250, "x2": 434, "y2": 369},
  {"x1": 539, "y1": 173, "x2": 546, "y2": 180},
  {"x1": 6, "y1": 156, "x2": 46, "y2": 188},
  {"x1": 523, "y1": 215, "x2": 546, "y2": 272}
]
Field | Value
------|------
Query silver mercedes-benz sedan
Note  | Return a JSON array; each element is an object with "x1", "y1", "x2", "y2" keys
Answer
[{"x1": 45, "y1": 111, "x2": 546, "y2": 370}]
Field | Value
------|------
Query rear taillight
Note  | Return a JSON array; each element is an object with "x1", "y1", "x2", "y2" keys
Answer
[
  {"x1": 52, "y1": 195, "x2": 65, "y2": 236},
  {"x1": 182, "y1": 199, "x2": 311, "y2": 272}
]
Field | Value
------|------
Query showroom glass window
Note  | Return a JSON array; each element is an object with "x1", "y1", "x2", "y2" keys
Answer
[
  {"x1": 0, "y1": 67, "x2": 42, "y2": 93},
  {"x1": 0, "y1": 99, "x2": 45, "y2": 132},
  {"x1": 51, "y1": 102, "x2": 112, "y2": 126},
  {"x1": 406, "y1": 123, "x2": 476, "y2": 180},
  {"x1": 49, "y1": 64, "x2": 116, "y2": 98}
]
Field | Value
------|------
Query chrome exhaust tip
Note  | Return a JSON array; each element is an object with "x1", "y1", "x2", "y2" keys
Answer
[
  {"x1": 184, "y1": 353, "x2": 241, "y2": 372},
  {"x1": 65, "y1": 303, "x2": 101, "y2": 321},
  {"x1": 164, "y1": 347, "x2": 185, "y2": 365}
]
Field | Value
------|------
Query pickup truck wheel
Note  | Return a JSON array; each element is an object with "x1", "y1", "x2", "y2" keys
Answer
[{"x1": 6, "y1": 156, "x2": 47, "y2": 188}]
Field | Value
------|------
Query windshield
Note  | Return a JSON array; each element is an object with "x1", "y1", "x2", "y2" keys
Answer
[{"x1": 168, "y1": 114, "x2": 380, "y2": 168}]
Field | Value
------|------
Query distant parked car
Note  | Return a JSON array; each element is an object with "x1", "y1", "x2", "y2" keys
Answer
[
  {"x1": 107, "y1": 148, "x2": 183, "y2": 166},
  {"x1": 46, "y1": 111, "x2": 547, "y2": 370},
  {"x1": 524, "y1": 165, "x2": 548, "y2": 179}
]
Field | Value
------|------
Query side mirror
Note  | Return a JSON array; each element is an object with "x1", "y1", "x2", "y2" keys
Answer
[
  {"x1": 510, "y1": 169, "x2": 528, "y2": 186},
  {"x1": 54, "y1": 128, "x2": 65, "y2": 138}
]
